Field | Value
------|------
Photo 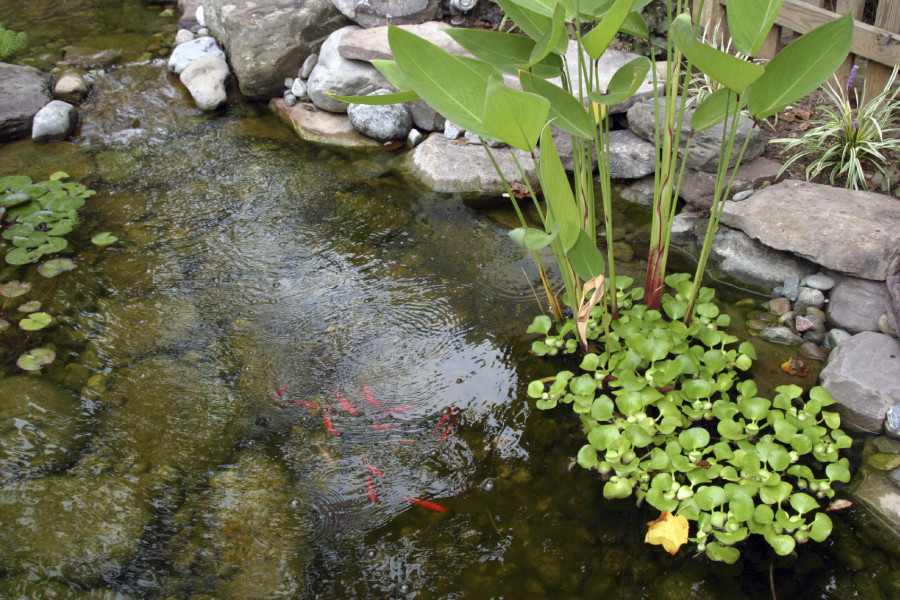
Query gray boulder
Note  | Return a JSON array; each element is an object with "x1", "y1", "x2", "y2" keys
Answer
[
  {"x1": 820, "y1": 332, "x2": 900, "y2": 433},
  {"x1": 827, "y1": 275, "x2": 890, "y2": 334},
  {"x1": 180, "y1": 54, "x2": 230, "y2": 111},
  {"x1": 308, "y1": 25, "x2": 391, "y2": 113},
  {"x1": 330, "y1": 0, "x2": 441, "y2": 28},
  {"x1": 31, "y1": 100, "x2": 78, "y2": 143},
  {"x1": 203, "y1": 0, "x2": 350, "y2": 97},
  {"x1": 720, "y1": 180, "x2": 900, "y2": 280},
  {"x1": 347, "y1": 88, "x2": 412, "y2": 141},
  {"x1": 608, "y1": 129, "x2": 655, "y2": 179},
  {"x1": 0, "y1": 63, "x2": 52, "y2": 142},
  {"x1": 337, "y1": 21, "x2": 467, "y2": 61},
  {"x1": 167, "y1": 36, "x2": 226, "y2": 75},
  {"x1": 627, "y1": 96, "x2": 767, "y2": 172},
  {"x1": 708, "y1": 226, "x2": 817, "y2": 293}
]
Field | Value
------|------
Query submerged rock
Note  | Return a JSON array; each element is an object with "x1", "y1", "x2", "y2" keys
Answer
[
  {"x1": 0, "y1": 376, "x2": 90, "y2": 483},
  {"x1": 0, "y1": 475, "x2": 152, "y2": 587},
  {"x1": 163, "y1": 450, "x2": 312, "y2": 598},
  {"x1": 708, "y1": 226, "x2": 816, "y2": 293},
  {"x1": 270, "y1": 98, "x2": 382, "y2": 149}
]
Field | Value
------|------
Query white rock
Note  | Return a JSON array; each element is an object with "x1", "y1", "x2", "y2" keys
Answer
[
  {"x1": 167, "y1": 37, "x2": 226, "y2": 75},
  {"x1": 174, "y1": 29, "x2": 196, "y2": 46},
  {"x1": 53, "y1": 73, "x2": 90, "y2": 103},
  {"x1": 291, "y1": 78, "x2": 307, "y2": 99},
  {"x1": 32, "y1": 100, "x2": 78, "y2": 143},
  {"x1": 195, "y1": 4, "x2": 206, "y2": 27},
  {"x1": 179, "y1": 55, "x2": 229, "y2": 111}
]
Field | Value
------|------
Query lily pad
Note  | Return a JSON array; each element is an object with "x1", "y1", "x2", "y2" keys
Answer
[
  {"x1": 20, "y1": 312, "x2": 52, "y2": 330},
  {"x1": 0, "y1": 280, "x2": 32, "y2": 298},
  {"x1": 17, "y1": 300, "x2": 41, "y2": 313},
  {"x1": 16, "y1": 347, "x2": 56, "y2": 370},
  {"x1": 38, "y1": 257, "x2": 77, "y2": 278},
  {"x1": 5, "y1": 247, "x2": 42, "y2": 265},
  {"x1": 0, "y1": 174, "x2": 32, "y2": 191}
]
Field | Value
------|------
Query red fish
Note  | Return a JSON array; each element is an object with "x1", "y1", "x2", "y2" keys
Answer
[
  {"x1": 289, "y1": 399, "x2": 319, "y2": 409},
  {"x1": 275, "y1": 384, "x2": 289, "y2": 398},
  {"x1": 403, "y1": 497, "x2": 446, "y2": 513},
  {"x1": 438, "y1": 423, "x2": 455, "y2": 442},
  {"x1": 435, "y1": 407, "x2": 457, "y2": 432},
  {"x1": 323, "y1": 411, "x2": 340, "y2": 436},
  {"x1": 364, "y1": 463, "x2": 384, "y2": 477},
  {"x1": 355, "y1": 382, "x2": 384, "y2": 410},
  {"x1": 327, "y1": 387, "x2": 358, "y2": 416},
  {"x1": 371, "y1": 424, "x2": 396, "y2": 431},
  {"x1": 366, "y1": 475, "x2": 379, "y2": 503},
  {"x1": 376, "y1": 404, "x2": 416, "y2": 416}
]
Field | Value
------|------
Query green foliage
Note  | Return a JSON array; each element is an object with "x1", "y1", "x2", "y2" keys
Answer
[
  {"x1": 0, "y1": 24, "x2": 28, "y2": 61},
  {"x1": 1, "y1": 171, "x2": 95, "y2": 265},
  {"x1": 529, "y1": 275, "x2": 847, "y2": 562},
  {"x1": 771, "y1": 65, "x2": 900, "y2": 190}
]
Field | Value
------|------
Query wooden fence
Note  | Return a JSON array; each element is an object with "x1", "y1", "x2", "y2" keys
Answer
[{"x1": 696, "y1": 0, "x2": 900, "y2": 103}]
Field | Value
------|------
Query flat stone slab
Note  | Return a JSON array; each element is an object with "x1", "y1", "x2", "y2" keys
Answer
[
  {"x1": 680, "y1": 157, "x2": 784, "y2": 209},
  {"x1": 398, "y1": 132, "x2": 537, "y2": 197},
  {"x1": 338, "y1": 21, "x2": 468, "y2": 62},
  {"x1": 270, "y1": 99, "x2": 381, "y2": 149},
  {"x1": 709, "y1": 226, "x2": 817, "y2": 292},
  {"x1": 721, "y1": 180, "x2": 900, "y2": 280}
]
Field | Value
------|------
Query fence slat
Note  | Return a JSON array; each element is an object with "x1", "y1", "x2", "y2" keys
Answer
[
  {"x1": 865, "y1": 0, "x2": 900, "y2": 102},
  {"x1": 834, "y1": 0, "x2": 865, "y2": 85}
]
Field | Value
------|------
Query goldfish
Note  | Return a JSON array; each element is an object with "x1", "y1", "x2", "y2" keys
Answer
[
  {"x1": 434, "y1": 407, "x2": 457, "y2": 432},
  {"x1": 371, "y1": 424, "x2": 396, "y2": 431},
  {"x1": 376, "y1": 404, "x2": 416, "y2": 416},
  {"x1": 366, "y1": 475, "x2": 379, "y2": 503},
  {"x1": 438, "y1": 423, "x2": 455, "y2": 442},
  {"x1": 355, "y1": 382, "x2": 384, "y2": 410},
  {"x1": 275, "y1": 384, "x2": 289, "y2": 398},
  {"x1": 363, "y1": 463, "x2": 384, "y2": 477},
  {"x1": 327, "y1": 387, "x2": 358, "y2": 416},
  {"x1": 403, "y1": 497, "x2": 446, "y2": 513},
  {"x1": 316, "y1": 444, "x2": 336, "y2": 466},
  {"x1": 323, "y1": 411, "x2": 340, "y2": 436},
  {"x1": 289, "y1": 399, "x2": 319, "y2": 409}
]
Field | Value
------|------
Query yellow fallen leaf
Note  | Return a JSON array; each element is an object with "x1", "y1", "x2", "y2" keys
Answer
[{"x1": 645, "y1": 510, "x2": 689, "y2": 555}]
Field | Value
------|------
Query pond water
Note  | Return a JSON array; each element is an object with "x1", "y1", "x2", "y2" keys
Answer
[{"x1": 1, "y1": 1, "x2": 897, "y2": 599}]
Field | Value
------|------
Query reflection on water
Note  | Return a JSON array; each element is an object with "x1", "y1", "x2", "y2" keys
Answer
[{"x1": 0, "y1": 1, "x2": 897, "y2": 598}]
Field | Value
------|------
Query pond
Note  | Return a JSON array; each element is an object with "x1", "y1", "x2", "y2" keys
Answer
[{"x1": 1, "y1": 1, "x2": 897, "y2": 598}]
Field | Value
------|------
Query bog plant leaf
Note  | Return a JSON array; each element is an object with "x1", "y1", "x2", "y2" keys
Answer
[
  {"x1": 748, "y1": 13, "x2": 853, "y2": 118},
  {"x1": 16, "y1": 347, "x2": 55, "y2": 371},
  {"x1": 538, "y1": 124, "x2": 580, "y2": 251},
  {"x1": 581, "y1": 0, "x2": 634, "y2": 59},
  {"x1": 0, "y1": 280, "x2": 31, "y2": 298},
  {"x1": 590, "y1": 57, "x2": 652, "y2": 106},
  {"x1": 483, "y1": 75, "x2": 549, "y2": 151},
  {"x1": 446, "y1": 28, "x2": 563, "y2": 79},
  {"x1": 727, "y1": 0, "x2": 785, "y2": 56},
  {"x1": 509, "y1": 223, "x2": 559, "y2": 250},
  {"x1": 519, "y1": 71, "x2": 595, "y2": 139}
]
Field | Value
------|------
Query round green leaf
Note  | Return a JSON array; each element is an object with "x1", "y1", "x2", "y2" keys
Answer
[
  {"x1": 591, "y1": 395, "x2": 614, "y2": 421},
  {"x1": 790, "y1": 492, "x2": 819, "y2": 515},
  {"x1": 527, "y1": 380, "x2": 546, "y2": 398},
  {"x1": 809, "y1": 386, "x2": 836, "y2": 407},
  {"x1": 588, "y1": 424, "x2": 620, "y2": 451},
  {"x1": 717, "y1": 419, "x2": 746, "y2": 440},
  {"x1": 526, "y1": 315, "x2": 553, "y2": 335},
  {"x1": 729, "y1": 493, "x2": 755, "y2": 522},
  {"x1": 705, "y1": 542, "x2": 741, "y2": 564},
  {"x1": 809, "y1": 512, "x2": 833, "y2": 542},
  {"x1": 738, "y1": 396, "x2": 771, "y2": 421},
  {"x1": 764, "y1": 527, "x2": 797, "y2": 556},
  {"x1": 683, "y1": 378, "x2": 712, "y2": 400},
  {"x1": 695, "y1": 485, "x2": 728, "y2": 511},
  {"x1": 570, "y1": 373, "x2": 597, "y2": 396},
  {"x1": 37, "y1": 257, "x2": 77, "y2": 278},
  {"x1": 826, "y1": 461, "x2": 851, "y2": 483},
  {"x1": 603, "y1": 477, "x2": 634, "y2": 499},
  {"x1": 5, "y1": 247, "x2": 41, "y2": 265},
  {"x1": 0, "y1": 280, "x2": 31, "y2": 298},
  {"x1": 37, "y1": 236, "x2": 67, "y2": 255},
  {"x1": 646, "y1": 487, "x2": 679, "y2": 512},
  {"x1": 759, "y1": 481, "x2": 792, "y2": 505},
  {"x1": 0, "y1": 175, "x2": 32, "y2": 192},
  {"x1": 16, "y1": 347, "x2": 56, "y2": 371},
  {"x1": 615, "y1": 391, "x2": 644, "y2": 416},
  {"x1": 625, "y1": 424, "x2": 653, "y2": 448},
  {"x1": 679, "y1": 427, "x2": 710, "y2": 451},
  {"x1": 20, "y1": 312, "x2": 52, "y2": 330},
  {"x1": 577, "y1": 444, "x2": 599, "y2": 469},
  {"x1": 17, "y1": 300, "x2": 41, "y2": 313}
]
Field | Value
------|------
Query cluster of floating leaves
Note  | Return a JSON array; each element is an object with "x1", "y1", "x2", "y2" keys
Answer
[{"x1": 527, "y1": 274, "x2": 851, "y2": 563}]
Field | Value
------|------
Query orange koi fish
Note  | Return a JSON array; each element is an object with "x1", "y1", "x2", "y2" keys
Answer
[
  {"x1": 323, "y1": 411, "x2": 340, "y2": 436},
  {"x1": 275, "y1": 384, "x2": 289, "y2": 398},
  {"x1": 438, "y1": 423, "x2": 455, "y2": 442},
  {"x1": 371, "y1": 424, "x2": 396, "y2": 431},
  {"x1": 327, "y1": 387, "x2": 358, "y2": 416},
  {"x1": 435, "y1": 407, "x2": 457, "y2": 432},
  {"x1": 403, "y1": 497, "x2": 446, "y2": 513},
  {"x1": 363, "y1": 463, "x2": 384, "y2": 477},
  {"x1": 376, "y1": 404, "x2": 416, "y2": 416},
  {"x1": 289, "y1": 399, "x2": 319, "y2": 409},
  {"x1": 355, "y1": 382, "x2": 384, "y2": 410},
  {"x1": 316, "y1": 444, "x2": 336, "y2": 467},
  {"x1": 366, "y1": 475, "x2": 379, "y2": 503}
]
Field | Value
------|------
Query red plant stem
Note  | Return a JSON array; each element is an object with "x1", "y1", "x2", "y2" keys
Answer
[{"x1": 38, "y1": 276, "x2": 59, "y2": 303}]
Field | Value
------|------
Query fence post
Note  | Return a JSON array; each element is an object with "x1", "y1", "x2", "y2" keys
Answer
[
  {"x1": 835, "y1": 0, "x2": 865, "y2": 85},
  {"x1": 865, "y1": 0, "x2": 900, "y2": 103}
]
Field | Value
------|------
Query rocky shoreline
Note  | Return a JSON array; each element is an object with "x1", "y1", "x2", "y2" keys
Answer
[{"x1": 1, "y1": 0, "x2": 899, "y2": 557}]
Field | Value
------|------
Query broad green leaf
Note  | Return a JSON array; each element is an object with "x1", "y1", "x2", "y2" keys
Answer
[
  {"x1": 568, "y1": 229, "x2": 606, "y2": 280},
  {"x1": 682, "y1": 378, "x2": 712, "y2": 400},
  {"x1": 330, "y1": 90, "x2": 420, "y2": 105},
  {"x1": 577, "y1": 444, "x2": 599, "y2": 469},
  {"x1": 591, "y1": 395, "x2": 615, "y2": 420},
  {"x1": 527, "y1": 3, "x2": 568, "y2": 66},
  {"x1": 646, "y1": 487, "x2": 679, "y2": 512},
  {"x1": 5, "y1": 247, "x2": 41, "y2": 265},
  {"x1": 620, "y1": 11, "x2": 650, "y2": 39},
  {"x1": 19, "y1": 312, "x2": 52, "y2": 331},
  {"x1": 582, "y1": 0, "x2": 634, "y2": 59},
  {"x1": 527, "y1": 380, "x2": 546, "y2": 398},
  {"x1": 446, "y1": 28, "x2": 562, "y2": 78},
  {"x1": 694, "y1": 485, "x2": 727, "y2": 510},
  {"x1": 679, "y1": 427, "x2": 710, "y2": 451},
  {"x1": 616, "y1": 390, "x2": 644, "y2": 415},
  {"x1": 483, "y1": 76, "x2": 549, "y2": 151},
  {"x1": 748, "y1": 13, "x2": 853, "y2": 118},
  {"x1": 809, "y1": 512, "x2": 833, "y2": 542},
  {"x1": 706, "y1": 542, "x2": 740, "y2": 564},
  {"x1": 519, "y1": 71, "x2": 595, "y2": 138},
  {"x1": 790, "y1": 492, "x2": 819, "y2": 515},
  {"x1": 538, "y1": 124, "x2": 580, "y2": 251},
  {"x1": 765, "y1": 527, "x2": 796, "y2": 556},
  {"x1": 589, "y1": 56, "x2": 652, "y2": 105},
  {"x1": 810, "y1": 386, "x2": 836, "y2": 406},
  {"x1": 759, "y1": 481, "x2": 792, "y2": 505},
  {"x1": 603, "y1": 476, "x2": 634, "y2": 499},
  {"x1": 570, "y1": 373, "x2": 597, "y2": 395},
  {"x1": 389, "y1": 25, "x2": 496, "y2": 138},
  {"x1": 91, "y1": 232, "x2": 118, "y2": 247},
  {"x1": 826, "y1": 461, "x2": 851, "y2": 483},
  {"x1": 495, "y1": 0, "x2": 553, "y2": 41},
  {"x1": 588, "y1": 424, "x2": 620, "y2": 450},
  {"x1": 625, "y1": 424, "x2": 653, "y2": 447},
  {"x1": 773, "y1": 419, "x2": 799, "y2": 444},
  {"x1": 0, "y1": 280, "x2": 31, "y2": 297},
  {"x1": 738, "y1": 396, "x2": 771, "y2": 421},
  {"x1": 510, "y1": 0, "x2": 576, "y2": 19},
  {"x1": 728, "y1": 0, "x2": 785, "y2": 56},
  {"x1": 527, "y1": 314, "x2": 553, "y2": 334},
  {"x1": 691, "y1": 87, "x2": 742, "y2": 131},
  {"x1": 372, "y1": 59, "x2": 415, "y2": 91},
  {"x1": 37, "y1": 237, "x2": 67, "y2": 256},
  {"x1": 48, "y1": 171, "x2": 69, "y2": 181},
  {"x1": 0, "y1": 175, "x2": 31, "y2": 192},
  {"x1": 509, "y1": 223, "x2": 559, "y2": 250},
  {"x1": 670, "y1": 12, "x2": 763, "y2": 93},
  {"x1": 16, "y1": 347, "x2": 55, "y2": 371},
  {"x1": 729, "y1": 492, "x2": 755, "y2": 522},
  {"x1": 713, "y1": 527, "x2": 748, "y2": 545}
]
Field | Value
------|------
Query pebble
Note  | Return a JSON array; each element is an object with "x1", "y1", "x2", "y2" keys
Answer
[
  {"x1": 794, "y1": 286, "x2": 826, "y2": 316},
  {"x1": 759, "y1": 326, "x2": 803, "y2": 345},
  {"x1": 887, "y1": 405, "x2": 900, "y2": 441},
  {"x1": 407, "y1": 128, "x2": 423, "y2": 147},
  {"x1": 824, "y1": 328, "x2": 852, "y2": 348},
  {"x1": 300, "y1": 53, "x2": 318, "y2": 80},
  {"x1": 803, "y1": 330, "x2": 826, "y2": 344},
  {"x1": 802, "y1": 273, "x2": 836, "y2": 291},
  {"x1": 283, "y1": 91, "x2": 297, "y2": 107},
  {"x1": 890, "y1": 467, "x2": 900, "y2": 483},
  {"x1": 783, "y1": 277, "x2": 800, "y2": 301},
  {"x1": 798, "y1": 341, "x2": 826, "y2": 360},
  {"x1": 778, "y1": 310, "x2": 794, "y2": 324},
  {"x1": 866, "y1": 452, "x2": 900, "y2": 471},
  {"x1": 291, "y1": 78, "x2": 307, "y2": 100},
  {"x1": 197, "y1": 27, "x2": 210, "y2": 37},
  {"x1": 772, "y1": 286, "x2": 783, "y2": 297},
  {"x1": 444, "y1": 121, "x2": 462, "y2": 139},
  {"x1": 174, "y1": 29, "x2": 196, "y2": 45},
  {"x1": 805, "y1": 306, "x2": 827, "y2": 320},
  {"x1": 747, "y1": 319, "x2": 768, "y2": 331},
  {"x1": 732, "y1": 189, "x2": 754, "y2": 201},
  {"x1": 797, "y1": 313, "x2": 826, "y2": 333},
  {"x1": 757, "y1": 311, "x2": 777, "y2": 322},
  {"x1": 769, "y1": 297, "x2": 792, "y2": 315},
  {"x1": 879, "y1": 314, "x2": 898, "y2": 336},
  {"x1": 285, "y1": 77, "x2": 294, "y2": 89}
]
